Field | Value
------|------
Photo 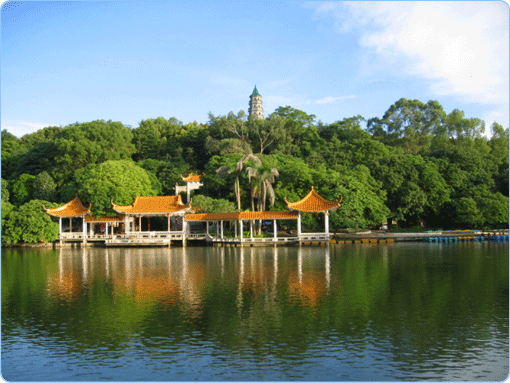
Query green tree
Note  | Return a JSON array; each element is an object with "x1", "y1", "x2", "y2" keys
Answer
[
  {"x1": 11, "y1": 174, "x2": 36, "y2": 206},
  {"x1": 453, "y1": 198, "x2": 484, "y2": 228},
  {"x1": 75, "y1": 160, "x2": 158, "y2": 217},
  {"x1": 1, "y1": 130, "x2": 22, "y2": 180},
  {"x1": 446, "y1": 109, "x2": 485, "y2": 139},
  {"x1": 273, "y1": 106, "x2": 317, "y2": 128},
  {"x1": 54, "y1": 120, "x2": 134, "y2": 184},
  {"x1": 368, "y1": 98, "x2": 446, "y2": 154},
  {"x1": 192, "y1": 195, "x2": 236, "y2": 214},
  {"x1": 245, "y1": 156, "x2": 279, "y2": 212},
  {"x1": 32, "y1": 171, "x2": 57, "y2": 202},
  {"x1": 488, "y1": 123, "x2": 509, "y2": 196},
  {"x1": 2, "y1": 200, "x2": 60, "y2": 245},
  {"x1": 371, "y1": 152, "x2": 449, "y2": 225},
  {"x1": 2, "y1": 178, "x2": 10, "y2": 203}
]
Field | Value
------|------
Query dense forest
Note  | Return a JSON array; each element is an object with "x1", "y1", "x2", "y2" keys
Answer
[{"x1": 1, "y1": 98, "x2": 508, "y2": 244}]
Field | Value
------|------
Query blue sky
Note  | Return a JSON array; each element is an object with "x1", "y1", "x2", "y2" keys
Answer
[{"x1": 2, "y1": 1, "x2": 508, "y2": 137}]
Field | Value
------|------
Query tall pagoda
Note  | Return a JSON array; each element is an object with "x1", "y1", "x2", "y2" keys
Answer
[{"x1": 248, "y1": 86, "x2": 264, "y2": 119}]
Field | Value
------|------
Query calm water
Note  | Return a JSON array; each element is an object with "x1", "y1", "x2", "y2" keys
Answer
[{"x1": 1, "y1": 242, "x2": 508, "y2": 381}]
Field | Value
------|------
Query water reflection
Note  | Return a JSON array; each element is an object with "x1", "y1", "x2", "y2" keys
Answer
[
  {"x1": 49, "y1": 246, "x2": 337, "y2": 317},
  {"x1": 2, "y1": 243, "x2": 508, "y2": 381}
]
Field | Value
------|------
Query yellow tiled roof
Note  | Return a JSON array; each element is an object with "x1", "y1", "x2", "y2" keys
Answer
[
  {"x1": 44, "y1": 197, "x2": 91, "y2": 218},
  {"x1": 182, "y1": 173, "x2": 201, "y2": 182},
  {"x1": 185, "y1": 211, "x2": 298, "y2": 221},
  {"x1": 112, "y1": 195, "x2": 191, "y2": 215},
  {"x1": 286, "y1": 186, "x2": 343, "y2": 212},
  {"x1": 85, "y1": 215, "x2": 124, "y2": 223}
]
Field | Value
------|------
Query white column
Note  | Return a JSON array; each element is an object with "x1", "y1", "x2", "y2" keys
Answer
[
  {"x1": 325, "y1": 211, "x2": 330, "y2": 236},
  {"x1": 105, "y1": 223, "x2": 109, "y2": 236},
  {"x1": 250, "y1": 220, "x2": 253, "y2": 239},
  {"x1": 69, "y1": 218, "x2": 72, "y2": 233},
  {"x1": 206, "y1": 221, "x2": 210, "y2": 235},
  {"x1": 167, "y1": 215, "x2": 171, "y2": 232},
  {"x1": 273, "y1": 220, "x2": 277, "y2": 241},
  {"x1": 235, "y1": 222, "x2": 238, "y2": 238},
  {"x1": 138, "y1": 216, "x2": 142, "y2": 232},
  {"x1": 125, "y1": 216, "x2": 130, "y2": 234},
  {"x1": 82, "y1": 218, "x2": 87, "y2": 239},
  {"x1": 240, "y1": 220, "x2": 244, "y2": 241},
  {"x1": 220, "y1": 220, "x2": 224, "y2": 239},
  {"x1": 59, "y1": 217, "x2": 62, "y2": 236},
  {"x1": 297, "y1": 213, "x2": 302, "y2": 237}
]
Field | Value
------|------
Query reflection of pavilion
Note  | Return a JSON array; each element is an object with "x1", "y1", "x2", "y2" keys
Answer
[{"x1": 47, "y1": 247, "x2": 332, "y2": 314}]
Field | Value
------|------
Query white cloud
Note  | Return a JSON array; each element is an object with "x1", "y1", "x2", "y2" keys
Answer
[
  {"x1": 1, "y1": 120, "x2": 58, "y2": 137},
  {"x1": 309, "y1": 1, "x2": 509, "y2": 125},
  {"x1": 315, "y1": 95, "x2": 356, "y2": 104}
]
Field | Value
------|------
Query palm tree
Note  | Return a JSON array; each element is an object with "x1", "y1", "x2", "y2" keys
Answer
[
  {"x1": 244, "y1": 155, "x2": 279, "y2": 235},
  {"x1": 217, "y1": 153, "x2": 279, "y2": 219},
  {"x1": 216, "y1": 153, "x2": 260, "y2": 211},
  {"x1": 246, "y1": 163, "x2": 279, "y2": 212}
]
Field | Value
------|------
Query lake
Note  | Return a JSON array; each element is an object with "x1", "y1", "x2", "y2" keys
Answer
[{"x1": 2, "y1": 242, "x2": 508, "y2": 381}]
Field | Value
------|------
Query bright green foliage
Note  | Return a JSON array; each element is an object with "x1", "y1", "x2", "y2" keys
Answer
[
  {"x1": 0, "y1": 95, "x2": 507, "y2": 242},
  {"x1": 488, "y1": 123, "x2": 509, "y2": 196},
  {"x1": 32, "y1": 172, "x2": 57, "y2": 202},
  {"x1": 330, "y1": 166, "x2": 390, "y2": 229},
  {"x1": 11, "y1": 174, "x2": 36, "y2": 206},
  {"x1": 477, "y1": 192, "x2": 509, "y2": 226},
  {"x1": 446, "y1": 109, "x2": 485, "y2": 139},
  {"x1": 274, "y1": 106, "x2": 317, "y2": 128},
  {"x1": 1, "y1": 200, "x2": 14, "y2": 231},
  {"x1": 2, "y1": 200, "x2": 60, "y2": 245},
  {"x1": 192, "y1": 195, "x2": 236, "y2": 214},
  {"x1": 19, "y1": 126, "x2": 63, "y2": 149},
  {"x1": 453, "y1": 198, "x2": 484, "y2": 228},
  {"x1": 2, "y1": 179, "x2": 10, "y2": 203},
  {"x1": 1, "y1": 130, "x2": 22, "y2": 180},
  {"x1": 368, "y1": 98, "x2": 447, "y2": 153},
  {"x1": 371, "y1": 153, "x2": 450, "y2": 224},
  {"x1": 54, "y1": 120, "x2": 134, "y2": 183},
  {"x1": 137, "y1": 158, "x2": 190, "y2": 196},
  {"x1": 1, "y1": 130, "x2": 21, "y2": 161},
  {"x1": 75, "y1": 160, "x2": 158, "y2": 217}
]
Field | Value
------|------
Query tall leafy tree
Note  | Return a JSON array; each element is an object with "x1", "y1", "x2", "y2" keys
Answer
[
  {"x1": 54, "y1": 120, "x2": 134, "y2": 184},
  {"x1": 11, "y1": 174, "x2": 36, "y2": 206},
  {"x1": 368, "y1": 98, "x2": 446, "y2": 154},
  {"x1": 32, "y1": 171, "x2": 57, "y2": 202},
  {"x1": 75, "y1": 160, "x2": 158, "y2": 217}
]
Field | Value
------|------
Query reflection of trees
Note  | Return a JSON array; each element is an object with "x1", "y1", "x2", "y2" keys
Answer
[{"x1": 2, "y1": 243, "x2": 508, "y2": 374}]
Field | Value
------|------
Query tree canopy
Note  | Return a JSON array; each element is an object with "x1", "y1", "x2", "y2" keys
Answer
[{"x1": 1, "y1": 98, "x2": 508, "y2": 244}]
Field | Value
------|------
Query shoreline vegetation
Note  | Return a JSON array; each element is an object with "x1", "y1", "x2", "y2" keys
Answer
[{"x1": 2, "y1": 99, "x2": 509, "y2": 246}]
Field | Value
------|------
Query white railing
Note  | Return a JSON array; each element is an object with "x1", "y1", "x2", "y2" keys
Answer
[
  {"x1": 206, "y1": 234, "x2": 330, "y2": 243},
  {"x1": 298, "y1": 233, "x2": 331, "y2": 241},
  {"x1": 60, "y1": 233, "x2": 84, "y2": 239}
]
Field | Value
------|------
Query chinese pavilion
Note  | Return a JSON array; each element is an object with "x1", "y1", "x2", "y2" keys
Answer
[
  {"x1": 285, "y1": 186, "x2": 343, "y2": 238},
  {"x1": 44, "y1": 196, "x2": 91, "y2": 244},
  {"x1": 111, "y1": 195, "x2": 192, "y2": 235}
]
